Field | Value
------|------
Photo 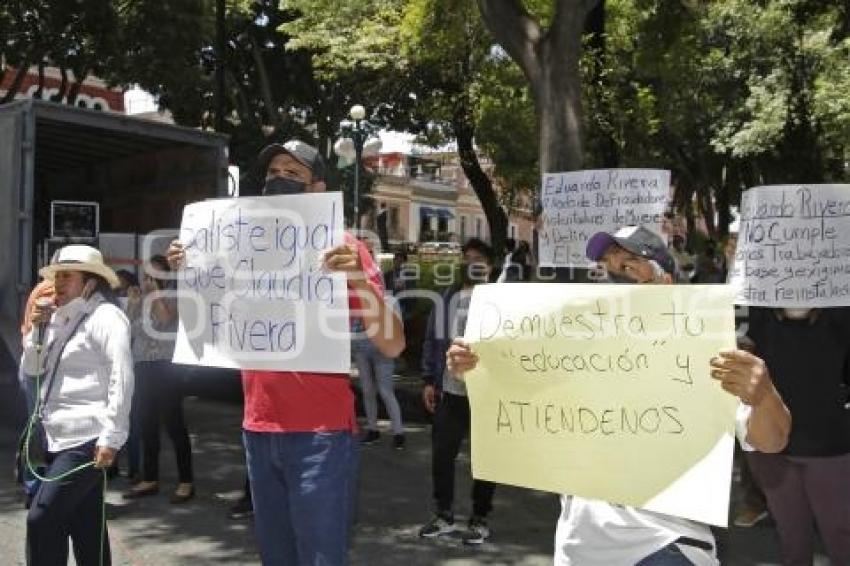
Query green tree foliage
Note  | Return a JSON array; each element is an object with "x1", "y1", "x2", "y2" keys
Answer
[
  {"x1": 1, "y1": 0, "x2": 123, "y2": 103},
  {"x1": 583, "y1": 0, "x2": 850, "y2": 238}
]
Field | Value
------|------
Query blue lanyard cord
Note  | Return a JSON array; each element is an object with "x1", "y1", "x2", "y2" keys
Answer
[{"x1": 25, "y1": 343, "x2": 109, "y2": 566}]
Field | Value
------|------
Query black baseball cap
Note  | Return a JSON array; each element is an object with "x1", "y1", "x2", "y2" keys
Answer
[
  {"x1": 586, "y1": 225, "x2": 676, "y2": 275},
  {"x1": 257, "y1": 140, "x2": 326, "y2": 182}
]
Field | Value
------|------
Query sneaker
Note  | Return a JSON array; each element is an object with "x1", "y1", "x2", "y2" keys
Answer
[
  {"x1": 733, "y1": 507, "x2": 768, "y2": 528},
  {"x1": 393, "y1": 434, "x2": 406, "y2": 450},
  {"x1": 123, "y1": 480, "x2": 159, "y2": 500},
  {"x1": 462, "y1": 516, "x2": 490, "y2": 545},
  {"x1": 360, "y1": 430, "x2": 380, "y2": 445},
  {"x1": 228, "y1": 495, "x2": 254, "y2": 520},
  {"x1": 418, "y1": 512, "x2": 456, "y2": 538}
]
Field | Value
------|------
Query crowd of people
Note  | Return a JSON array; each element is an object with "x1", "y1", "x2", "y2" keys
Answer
[{"x1": 13, "y1": 137, "x2": 850, "y2": 566}]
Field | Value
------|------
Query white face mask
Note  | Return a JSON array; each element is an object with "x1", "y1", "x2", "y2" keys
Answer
[{"x1": 783, "y1": 308, "x2": 812, "y2": 320}]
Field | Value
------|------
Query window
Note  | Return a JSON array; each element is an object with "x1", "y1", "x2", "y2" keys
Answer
[
  {"x1": 476, "y1": 217, "x2": 482, "y2": 238},
  {"x1": 460, "y1": 216, "x2": 467, "y2": 241}
]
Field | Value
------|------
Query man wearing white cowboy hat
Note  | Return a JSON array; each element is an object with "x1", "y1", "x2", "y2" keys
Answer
[{"x1": 21, "y1": 244, "x2": 133, "y2": 566}]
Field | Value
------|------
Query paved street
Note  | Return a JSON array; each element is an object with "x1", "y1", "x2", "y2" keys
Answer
[{"x1": 0, "y1": 370, "x2": 829, "y2": 565}]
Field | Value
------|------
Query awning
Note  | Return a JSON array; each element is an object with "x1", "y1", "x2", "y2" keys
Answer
[
  {"x1": 419, "y1": 206, "x2": 435, "y2": 217},
  {"x1": 436, "y1": 208, "x2": 455, "y2": 219}
]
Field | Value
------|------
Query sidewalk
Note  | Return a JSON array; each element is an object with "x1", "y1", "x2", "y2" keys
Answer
[{"x1": 0, "y1": 373, "x2": 827, "y2": 565}]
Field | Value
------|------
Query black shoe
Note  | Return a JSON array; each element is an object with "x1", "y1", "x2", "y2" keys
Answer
[
  {"x1": 462, "y1": 516, "x2": 490, "y2": 545},
  {"x1": 360, "y1": 430, "x2": 380, "y2": 445},
  {"x1": 419, "y1": 512, "x2": 456, "y2": 538},
  {"x1": 393, "y1": 434, "x2": 406, "y2": 450},
  {"x1": 228, "y1": 495, "x2": 254, "y2": 520}
]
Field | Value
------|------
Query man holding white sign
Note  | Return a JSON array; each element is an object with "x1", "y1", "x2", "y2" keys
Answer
[
  {"x1": 168, "y1": 140, "x2": 404, "y2": 566},
  {"x1": 447, "y1": 225, "x2": 790, "y2": 566}
]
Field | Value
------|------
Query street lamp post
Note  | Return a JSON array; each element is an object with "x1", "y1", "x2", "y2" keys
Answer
[
  {"x1": 349, "y1": 104, "x2": 366, "y2": 229},
  {"x1": 336, "y1": 104, "x2": 381, "y2": 230}
]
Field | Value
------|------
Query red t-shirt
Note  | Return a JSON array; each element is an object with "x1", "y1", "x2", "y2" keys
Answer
[{"x1": 242, "y1": 234, "x2": 384, "y2": 433}]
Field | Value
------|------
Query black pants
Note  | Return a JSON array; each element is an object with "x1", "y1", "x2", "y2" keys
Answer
[
  {"x1": 137, "y1": 360, "x2": 193, "y2": 483},
  {"x1": 431, "y1": 392, "x2": 495, "y2": 518},
  {"x1": 27, "y1": 440, "x2": 111, "y2": 566}
]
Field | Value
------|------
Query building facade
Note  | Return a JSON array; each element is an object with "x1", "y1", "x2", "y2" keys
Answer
[
  {"x1": 364, "y1": 151, "x2": 535, "y2": 248},
  {"x1": 0, "y1": 65, "x2": 124, "y2": 112}
]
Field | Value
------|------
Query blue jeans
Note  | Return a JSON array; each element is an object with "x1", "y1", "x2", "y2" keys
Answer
[
  {"x1": 637, "y1": 543, "x2": 696, "y2": 565},
  {"x1": 353, "y1": 340, "x2": 403, "y2": 434},
  {"x1": 244, "y1": 430, "x2": 359, "y2": 565}
]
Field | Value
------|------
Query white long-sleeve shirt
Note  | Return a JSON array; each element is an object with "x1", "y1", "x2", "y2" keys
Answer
[
  {"x1": 21, "y1": 293, "x2": 134, "y2": 452},
  {"x1": 554, "y1": 405, "x2": 754, "y2": 566}
]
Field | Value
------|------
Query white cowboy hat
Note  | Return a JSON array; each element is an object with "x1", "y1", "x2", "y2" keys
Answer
[{"x1": 39, "y1": 245, "x2": 120, "y2": 289}]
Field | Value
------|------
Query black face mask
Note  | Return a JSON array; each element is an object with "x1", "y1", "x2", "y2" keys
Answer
[{"x1": 263, "y1": 176, "x2": 307, "y2": 195}]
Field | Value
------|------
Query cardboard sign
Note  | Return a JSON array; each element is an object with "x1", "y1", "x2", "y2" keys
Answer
[
  {"x1": 464, "y1": 283, "x2": 738, "y2": 526},
  {"x1": 538, "y1": 169, "x2": 670, "y2": 267},
  {"x1": 729, "y1": 184, "x2": 850, "y2": 307},
  {"x1": 172, "y1": 193, "x2": 351, "y2": 372}
]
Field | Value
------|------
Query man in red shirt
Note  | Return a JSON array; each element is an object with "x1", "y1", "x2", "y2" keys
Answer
[{"x1": 169, "y1": 140, "x2": 404, "y2": 565}]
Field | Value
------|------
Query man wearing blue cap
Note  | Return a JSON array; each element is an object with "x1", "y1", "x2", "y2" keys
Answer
[{"x1": 446, "y1": 224, "x2": 791, "y2": 565}]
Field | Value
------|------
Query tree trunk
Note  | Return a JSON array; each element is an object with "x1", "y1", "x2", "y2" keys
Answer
[
  {"x1": 453, "y1": 107, "x2": 508, "y2": 254},
  {"x1": 33, "y1": 62, "x2": 46, "y2": 99},
  {"x1": 0, "y1": 60, "x2": 33, "y2": 103},
  {"x1": 536, "y1": 24, "x2": 585, "y2": 173},
  {"x1": 249, "y1": 35, "x2": 285, "y2": 130},
  {"x1": 698, "y1": 187, "x2": 716, "y2": 239},
  {"x1": 50, "y1": 66, "x2": 69, "y2": 103},
  {"x1": 477, "y1": 0, "x2": 594, "y2": 175},
  {"x1": 66, "y1": 68, "x2": 89, "y2": 106}
]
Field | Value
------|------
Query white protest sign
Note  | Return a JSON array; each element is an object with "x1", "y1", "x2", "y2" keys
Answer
[
  {"x1": 172, "y1": 193, "x2": 351, "y2": 372},
  {"x1": 538, "y1": 169, "x2": 670, "y2": 267},
  {"x1": 729, "y1": 184, "x2": 850, "y2": 307}
]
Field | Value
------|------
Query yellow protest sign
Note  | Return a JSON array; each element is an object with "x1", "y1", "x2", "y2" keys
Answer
[{"x1": 464, "y1": 283, "x2": 738, "y2": 527}]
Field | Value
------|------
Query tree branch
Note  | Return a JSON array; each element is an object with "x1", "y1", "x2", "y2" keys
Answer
[
  {"x1": 476, "y1": 0, "x2": 543, "y2": 85},
  {"x1": 249, "y1": 34, "x2": 285, "y2": 129},
  {"x1": 452, "y1": 97, "x2": 508, "y2": 251},
  {"x1": 50, "y1": 66, "x2": 69, "y2": 103},
  {"x1": 549, "y1": 0, "x2": 600, "y2": 54},
  {"x1": 0, "y1": 59, "x2": 32, "y2": 103}
]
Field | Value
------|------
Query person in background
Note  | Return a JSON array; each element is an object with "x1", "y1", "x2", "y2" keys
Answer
[
  {"x1": 446, "y1": 225, "x2": 791, "y2": 565},
  {"x1": 419, "y1": 238, "x2": 497, "y2": 546},
  {"x1": 668, "y1": 235, "x2": 695, "y2": 282},
  {"x1": 115, "y1": 269, "x2": 137, "y2": 296},
  {"x1": 21, "y1": 244, "x2": 133, "y2": 565},
  {"x1": 383, "y1": 250, "x2": 417, "y2": 372},
  {"x1": 168, "y1": 139, "x2": 404, "y2": 565},
  {"x1": 723, "y1": 233, "x2": 770, "y2": 528},
  {"x1": 376, "y1": 202, "x2": 390, "y2": 251},
  {"x1": 355, "y1": 238, "x2": 406, "y2": 449},
  {"x1": 123, "y1": 255, "x2": 195, "y2": 503},
  {"x1": 112, "y1": 269, "x2": 141, "y2": 480},
  {"x1": 695, "y1": 240, "x2": 725, "y2": 283},
  {"x1": 510, "y1": 240, "x2": 534, "y2": 282},
  {"x1": 744, "y1": 306, "x2": 850, "y2": 565},
  {"x1": 720, "y1": 233, "x2": 739, "y2": 282},
  {"x1": 495, "y1": 238, "x2": 516, "y2": 283}
]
